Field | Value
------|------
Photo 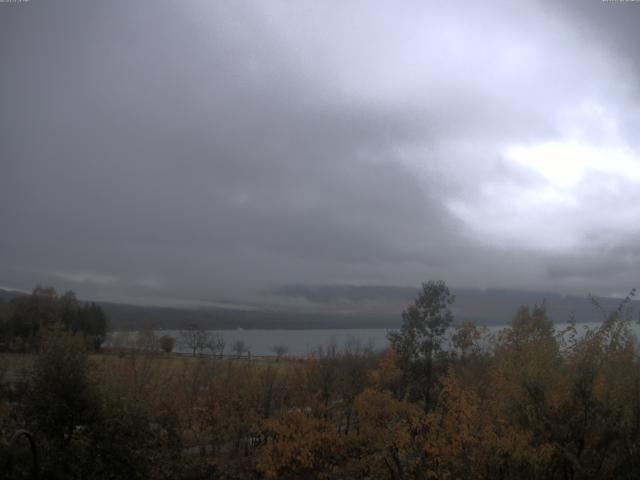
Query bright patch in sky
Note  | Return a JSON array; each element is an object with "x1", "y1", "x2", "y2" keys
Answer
[
  {"x1": 446, "y1": 139, "x2": 640, "y2": 252},
  {"x1": 506, "y1": 141, "x2": 640, "y2": 188}
]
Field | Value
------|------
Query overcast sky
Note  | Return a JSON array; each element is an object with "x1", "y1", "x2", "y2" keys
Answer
[{"x1": 2, "y1": 0, "x2": 640, "y2": 309}]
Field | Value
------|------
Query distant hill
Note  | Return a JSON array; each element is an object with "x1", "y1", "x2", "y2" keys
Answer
[
  {"x1": 1, "y1": 286, "x2": 637, "y2": 331},
  {"x1": 0, "y1": 288, "x2": 28, "y2": 302},
  {"x1": 271, "y1": 284, "x2": 639, "y2": 328},
  {"x1": 452, "y1": 288, "x2": 636, "y2": 326},
  {"x1": 96, "y1": 301, "x2": 398, "y2": 331}
]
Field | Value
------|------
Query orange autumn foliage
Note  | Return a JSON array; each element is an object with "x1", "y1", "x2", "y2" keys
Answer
[{"x1": 257, "y1": 410, "x2": 343, "y2": 479}]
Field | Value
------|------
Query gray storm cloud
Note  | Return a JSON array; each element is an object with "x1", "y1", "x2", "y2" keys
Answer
[{"x1": 1, "y1": 0, "x2": 640, "y2": 307}]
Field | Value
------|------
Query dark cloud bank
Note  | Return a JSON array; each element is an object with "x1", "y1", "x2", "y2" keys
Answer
[{"x1": 2, "y1": 0, "x2": 640, "y2": 313}]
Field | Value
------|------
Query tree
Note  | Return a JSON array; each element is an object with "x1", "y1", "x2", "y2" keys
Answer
[
  {"x1": 19, "y1": 325, "x2": 101, "y2": 477},
  {"x1": 137, "y1": 323, "x2": 158, "y2": 352},
  {"x1": 0, "y1": 300, "x2": 11, "y2": 350},
  {"x1": 8, "y1": 286, "x2": 61, "y2": 348},
  {"x1": 451, "y1": 320, "x2": 488, "y2": 360},
  {"x1": 388, "y1": 280, "x2": 455, "y2": 410},
  {"x1": 257, "y1": 411, "x2": 343, "y2": 479},
  {"x1": 180, "y1": 325, "x2": 210, "y2": 356},
  {"x1": 205, "y1": 332, "x2": 226, "y2": 357},
  {"x1": 232, "y1": 339, "x2": 247, "y2": 358},
  {"x1": 271, "y1": 344, "x2": 288, "y2": 360},
  {"x1": 159, "y1": 335, "x2": 176, "y2": 353},
  {"x1": 60, "y1": 289, "x2": 80, "y2": 332},
  {"x1": 6, "y1": 287, "x2": 107, "y2": 351},
  {"x1": 350, "y1": 388, "x2": 426, "y2": 479},
  {"x1": 77, "y1": 302, "x2": 108, "y2": 351},
  {"x1": 23, "y1": 326, "x2": 99, "y2": 444},
  {"x1": 369, "y1": 349, "x2": 404, "y2": 397}
]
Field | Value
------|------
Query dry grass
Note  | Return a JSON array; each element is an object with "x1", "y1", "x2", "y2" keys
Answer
[
  {"x1": 0, "y1": 351, "x2": 298, "y2": 389},
  {"x1": 0, "y1": 353, "x2": 36, "y2": 384}
]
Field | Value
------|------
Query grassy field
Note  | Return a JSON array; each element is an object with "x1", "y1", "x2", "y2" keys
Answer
[
  {"x1": 0, "y1": 353, "x2": 36, "y2": 384},
  {"x1": 0, "y1": 350, "x2": 298, "y2": 387}
]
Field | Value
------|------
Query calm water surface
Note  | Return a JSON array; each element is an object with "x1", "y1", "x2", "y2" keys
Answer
[{"x1": 108, "y1": 321, "x2": 640, "y2": 357}]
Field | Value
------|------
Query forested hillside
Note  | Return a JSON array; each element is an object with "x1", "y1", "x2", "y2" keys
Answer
[{"x1": 2, "y1": 286, "x2": 635, "y2": 332}]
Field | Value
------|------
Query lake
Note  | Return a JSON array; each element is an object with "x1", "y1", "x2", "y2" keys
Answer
[
  {"x1": 108, "y1": 328, "x2": 391, "y2": 356},
  {"x1": 107, "y1": 320, "x2": 640, "y2": 357}
]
